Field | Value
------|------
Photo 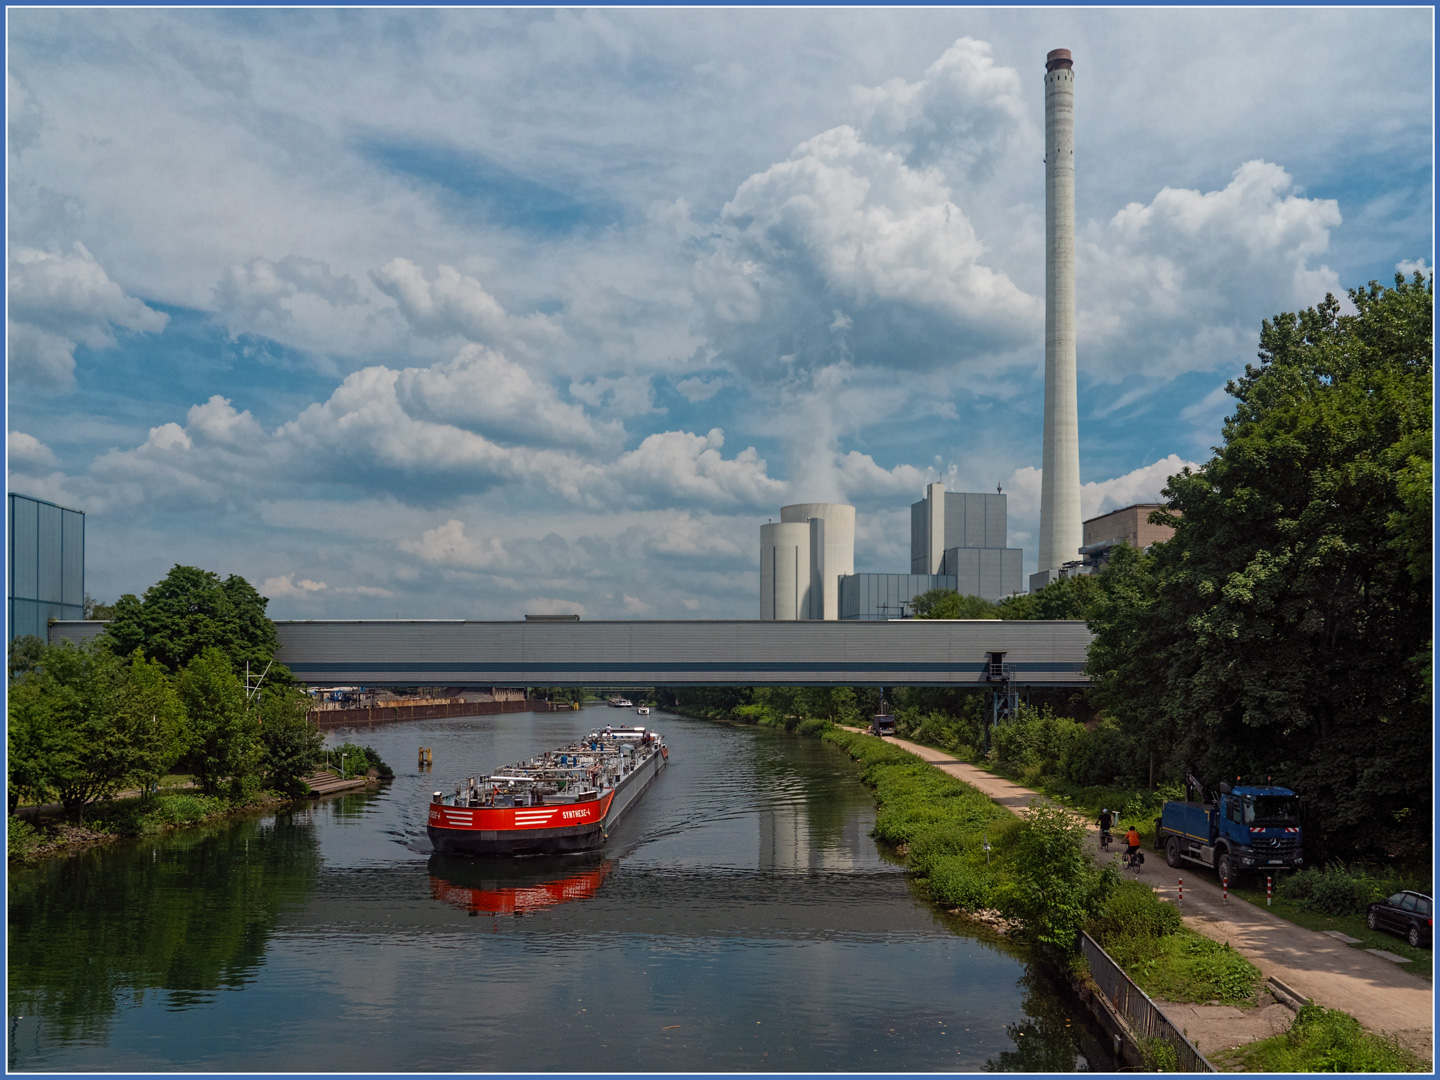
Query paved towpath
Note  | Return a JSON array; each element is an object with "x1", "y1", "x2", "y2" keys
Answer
[{"x1": 846, "y1": 729, "x2": 1433, "y2": 1061}]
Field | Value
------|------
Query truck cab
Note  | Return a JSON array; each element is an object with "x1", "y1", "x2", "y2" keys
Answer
[
  {"x1": 1156, "y1": 779, "x2": 1303, "y2": 883},
  {"x1": 869, "y1": 713, "x2": 896, "y2": 737}
]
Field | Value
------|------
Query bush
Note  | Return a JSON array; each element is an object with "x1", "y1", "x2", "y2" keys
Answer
[
  {"x1": 8, "y1": 816, "x2": 41, "y2": 859},
  {"x1": 1091, "y1": 878, "x2": 1183, "y2": 944},
  {"x1": 927, "y1": 854, "x2": 1002, "y2": 911},
  {"x1": 1230, "y1": 1003, "x2": 1425, "y2": 1073},
  {"x1": 84, "y1": 791, "x2": 230, "y2": 836},
  {"x1": 1274, "y1": 862, "x2": 1414, "y2": 917},
  {"x1": 326, "y1": 742, "x2": 393, "y2": 780},
  {"x1": 996, "y1": 803, "x2": 1115, "y2": 953}
]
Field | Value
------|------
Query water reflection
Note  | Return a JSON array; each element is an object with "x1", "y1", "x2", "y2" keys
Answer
[
  {"x1": 428, "y1": 854, "x2": 613, "y2": 917},
  {"x1": 7, "y1": 811, "x2": 319, "y2": 1050},
  {"x1": 985, "y1": 966, "x2": 1110, "y2": 1072}
]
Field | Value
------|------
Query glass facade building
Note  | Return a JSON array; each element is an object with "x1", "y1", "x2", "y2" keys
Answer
[
  {"x1": 839, "y1": 573, "x2": 956, "y2": 621},
  {"x1": 8, "y1": 493, "x2": 85, "y2": 642}
]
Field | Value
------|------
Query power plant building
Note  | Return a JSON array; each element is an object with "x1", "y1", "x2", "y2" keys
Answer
[
  {"x1": 759, "y1": 485, "x2": 1022, "y2": 621},
  {"x1": 759, "y1": 503, "x2": 855, "y2": 621}
]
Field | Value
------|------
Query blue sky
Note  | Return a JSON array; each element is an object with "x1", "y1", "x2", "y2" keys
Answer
[{"x1": 7, "y1": 8, "x2": 1433, "y2": 619}]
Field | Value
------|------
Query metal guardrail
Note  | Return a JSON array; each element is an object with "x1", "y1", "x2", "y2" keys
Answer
[{"x1": 1079, "y1": 931, "x2": 1216, "y2": 1072}]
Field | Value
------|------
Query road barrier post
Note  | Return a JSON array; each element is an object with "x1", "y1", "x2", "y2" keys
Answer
[
  {"x1": 1267, "y1": 876, "x2": 1272, "y2": 907},
  {"x1": 1223, "y1": 877, "x2": 1228, "y2": 903},
  {"x1": 1178, "y1": 878, "x2": 1183, "y2": 906}
]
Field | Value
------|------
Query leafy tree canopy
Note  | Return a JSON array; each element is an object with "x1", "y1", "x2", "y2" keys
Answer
[
  {"x1": 104, "y1": 565, "x2": 279, "y2": 676},
  {"x1": 910, "y1": 589, "x2": 1000, "y2": 619},
  {"x1": 1086, "y1": 272, "x2": 1433, "y2": 859},
  {"x1": 998, "y1": 572, "x2": 1100, "y2": 620},
  {"x1": 7, "y1": 641, "x2": 189, "y2": 817}
]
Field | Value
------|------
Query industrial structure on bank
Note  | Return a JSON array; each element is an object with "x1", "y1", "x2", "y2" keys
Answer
[{"x1": 757, "y1": 49, "x2": 1177, "y2": 620}]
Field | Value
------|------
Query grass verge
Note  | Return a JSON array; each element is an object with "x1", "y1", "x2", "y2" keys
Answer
[
  {"x1": 1214, "y1": 1003, "x2": 1426, "y2": 1072},
  {"x1": 823, "y1": 727, "x2": 1264, "y2": 1008},
  {"x1": 1088, "y1": 878, "x2": 1263, "y2": 1006}
]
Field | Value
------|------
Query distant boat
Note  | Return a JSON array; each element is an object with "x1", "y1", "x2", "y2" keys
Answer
[
  {"x1": 636, "y1": 705, "x2": 650, "y2": 715},
  {"x1": 609, "y1": 697, "x2": 634, "y2": 708}
]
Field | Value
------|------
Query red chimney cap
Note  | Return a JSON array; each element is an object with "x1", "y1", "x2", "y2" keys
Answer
[{"x1": 1046, "y1": 48, "x2": 1073, "y2": 72}]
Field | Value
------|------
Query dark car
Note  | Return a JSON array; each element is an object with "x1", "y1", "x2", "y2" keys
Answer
[
  {"x1": 1366, "y1": 890, "x2": 1432, "y2": 949},
  {"x1": 869, "y1": 714, "x2": 896, "y2": 737}
]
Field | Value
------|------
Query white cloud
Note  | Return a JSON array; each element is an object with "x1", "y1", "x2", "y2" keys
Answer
[
  {"x1": 213, "y1": 254, "x2": 360, "y2": 324},
  {"x1": 399, "y1": 519, "x2": 509, "y2": 569},
  {"x1": 836, "y1": 450, "x2": 932, "y2": 503},
  {"x1": 8, "y1": 242, "x2": 168, "y2": 389},
  {"x1": 646, "y1": 512, "x2": 746, "y2": 559},
  {"x1": 569, "y1": 373, "x2": 660, "y2": 417},
  {"x1": 1081, "y1": 161, "x2": 1342, "y2": 379},
  {"x1": 674, "y1": 375, "x2": 725, "y2": 402},
  {"x1": 262, "y1": 573, "x2": 328, "y2": 598},
  {"x1": 852, "y1": 35, "x2": 1037, "y2": 183},
  {"x1": 698, "y1": 124, "x2": 1040, "y2": 376},
  {"x1": 7, "y1": 431, "x2": 58, "y2": 469},
  {"x1": 605, "y1": 428, "x2": 785, "y2": 510},
  {"x1": 371, "y1": 258, "x2": 563, "y2": 357},
  {"x1": 186, "y1": 395, "x2": 267, "y2": 448},
  {"x1": 622, "y1": 593, "x2": 652, "y2": 613},
  {"x1": 1396, "y1": 258, "x2": 1431, "y2": 278},
  {"x1": 398, "y1": 345, "x2": 625, "y2": 452},
  {"x1": 333, "y1": 584, "x2": 396, "y2": 598}
]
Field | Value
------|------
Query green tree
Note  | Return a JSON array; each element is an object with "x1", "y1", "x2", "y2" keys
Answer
[
  {"x1": 8, "y1": 634, "x2": 46, "y2": 681},
  {"x1": 997, "y1": 803, "x2": 1113, "y2": 953},
  {"x1": 998, "y1": 572, "x2": 1100, "y2": 620},
  {"x1": 910, "y1": 589, "x2": 1001, "y2": 619},
  {"x1": 1087, "y1": 273, "x2": 1433, "y2": 859},
  {"x1": 84, "y1": 593, "x2": 115, "y2": 620},
  {"x1": 113, "y1": 650, "x2": 190, "y2": 797},
  {"x1": 104, "y1": 565, "x2": 279, "y2": 675},
  {"x1": 6, "y1": 642, "x2": 177, "y2": 820},
  {"x1": 257, "y1": 685, "x2": 323, "y2": 796},
  {"x1": 178, "y1": 647, "x2": 263, "y2": 799}
]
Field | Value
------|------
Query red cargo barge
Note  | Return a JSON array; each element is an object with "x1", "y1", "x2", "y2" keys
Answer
[{"x1": 427, "y1": 725, "x2": 667, "y2": 856}]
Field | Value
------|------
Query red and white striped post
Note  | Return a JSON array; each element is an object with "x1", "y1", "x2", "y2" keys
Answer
[
  {"x1": 1178, "y1": 878, "x2": 1183, "y2": 906},
  {"x1": 1267, "y1": 876, "x2": 1272, "y2": 907},
  {"x1": 1223, "y1": 877, "x2": 1228, "y2": 903}
]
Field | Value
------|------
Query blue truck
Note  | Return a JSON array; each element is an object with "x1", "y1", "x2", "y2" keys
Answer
[{"x1": 1154, "y1": 773, "x2": 1304, "y2": 884}]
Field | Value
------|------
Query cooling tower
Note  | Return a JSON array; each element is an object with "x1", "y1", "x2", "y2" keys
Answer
[
  {"x1": 760, "y1": 521, "x2": 812, "y2": 620},
  {"x1": 779, "y1": 503, "x2": 855, "y2": 620}
]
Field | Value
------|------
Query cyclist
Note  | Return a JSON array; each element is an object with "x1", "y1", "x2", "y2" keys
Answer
[
  {"x1": 1097, "y1": 808, "x2": 1113, "y2": 850},
  {"x1": 1123, "y1": 824, "x2": 1142, "y2": 868}
]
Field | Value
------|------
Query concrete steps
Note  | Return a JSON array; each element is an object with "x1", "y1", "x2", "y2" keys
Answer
[{"x1": 302, "y1": 770, "x2": 369, "y2": 796}]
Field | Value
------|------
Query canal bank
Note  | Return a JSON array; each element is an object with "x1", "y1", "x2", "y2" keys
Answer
[
  {"x1": 842, "y1": 727, "x2": 1431, "y2": 1066},
  {"x1": 7, "y1": 708, "x2": 1116, "y2": 1072}
]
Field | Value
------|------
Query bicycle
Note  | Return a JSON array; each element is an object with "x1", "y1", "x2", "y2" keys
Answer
[
  {"x1": 1123, "y1": 848, "x2": 1145, "y2": 875},
  {"x1": 1099, "y1": 830, "x2": 1112, "y2": 853}
]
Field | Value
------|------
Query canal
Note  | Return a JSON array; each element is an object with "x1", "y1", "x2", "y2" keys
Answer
[{"x1": 8, "y1": 707, "x2": 1113, "y2": 1072}]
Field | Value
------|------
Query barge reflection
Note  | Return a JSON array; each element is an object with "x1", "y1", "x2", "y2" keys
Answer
[{"x1": 427, "y1": 854, "x2": 614, "y2": 916}]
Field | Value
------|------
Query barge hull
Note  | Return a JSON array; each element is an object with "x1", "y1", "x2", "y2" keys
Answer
[{"x1": 427, "y1": 743, "x2": 665, "y2": 857}]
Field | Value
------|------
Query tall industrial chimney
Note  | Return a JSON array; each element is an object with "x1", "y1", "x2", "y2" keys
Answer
[{"x1": 1035, "y1": 47, "x2": 1082, "y2": 590}]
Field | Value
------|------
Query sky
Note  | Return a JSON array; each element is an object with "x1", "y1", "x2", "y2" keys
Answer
[{"x1": 6, "y1": 8, "x2": 1433, "y2": 620}]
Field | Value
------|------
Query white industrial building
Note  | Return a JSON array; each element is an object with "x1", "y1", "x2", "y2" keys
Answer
[
  {"x1": 758, "y1": 503, "x2": 855, "y2": 621},
  {"x1": 759, "y1": 484, "x2": 1022, "y2": 621}
]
